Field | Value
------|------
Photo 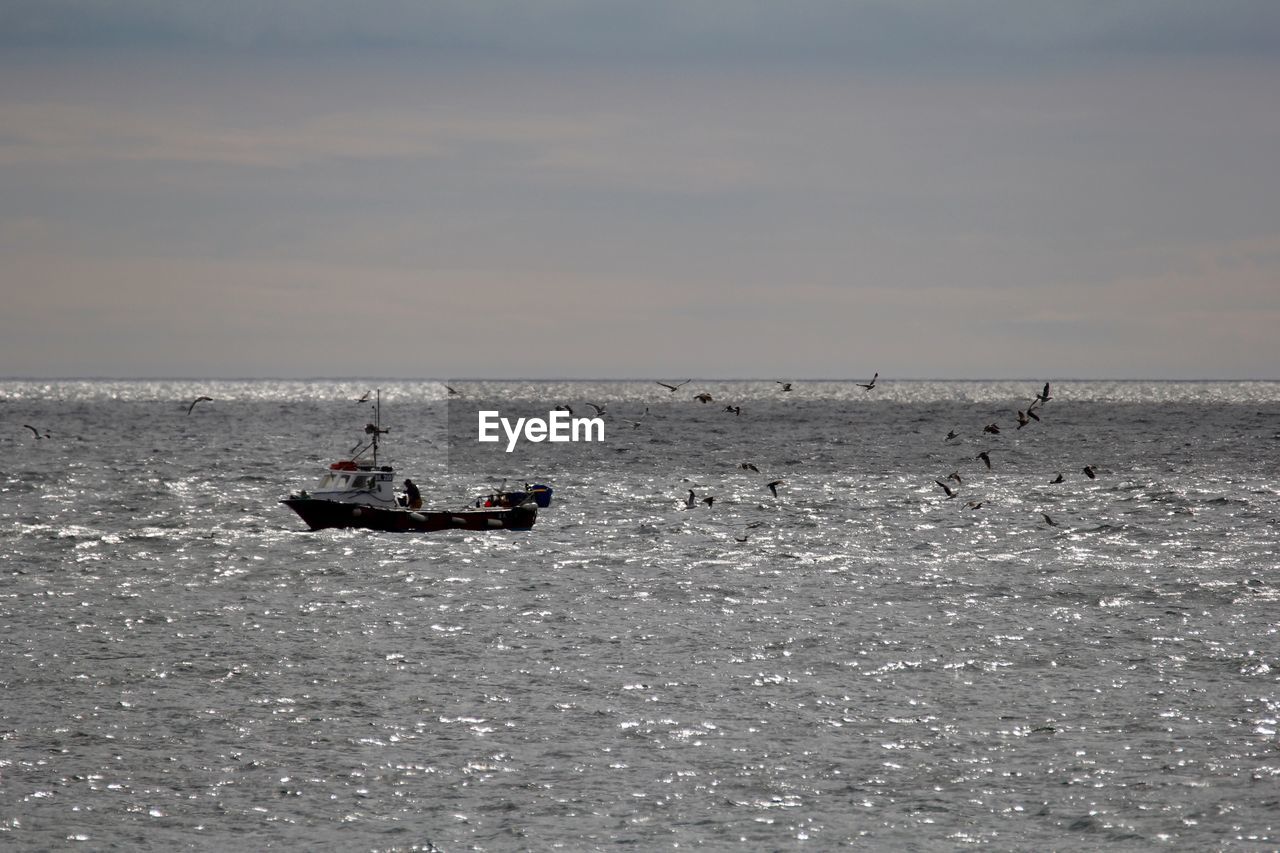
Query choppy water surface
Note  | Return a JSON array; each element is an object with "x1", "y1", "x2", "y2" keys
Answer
[{"x1": 2, "y1": 379, "x2": 1278, "y2": 851}]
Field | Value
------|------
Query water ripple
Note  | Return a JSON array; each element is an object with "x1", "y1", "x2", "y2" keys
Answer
[{"x1": 1, "y1": 380, "x2": 1277, "y2": 850}]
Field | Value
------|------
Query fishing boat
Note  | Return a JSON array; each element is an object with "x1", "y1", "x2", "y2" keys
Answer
[{"x1": 281, "y1": 391, "x2": 548, "y2": 533}]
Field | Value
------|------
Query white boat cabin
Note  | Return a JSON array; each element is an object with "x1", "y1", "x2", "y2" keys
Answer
[{"x1": 306, "y1": 461, "x2": 398, "y2": 507}]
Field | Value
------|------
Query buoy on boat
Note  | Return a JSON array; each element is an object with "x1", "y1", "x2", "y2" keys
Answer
[{"x1": 352, "y1": 507, "x2": 363, "y2": 517}]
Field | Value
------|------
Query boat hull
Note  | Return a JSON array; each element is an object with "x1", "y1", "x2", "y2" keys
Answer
[{"x1": 281, "y1": 498, "x2": 537, "y2": 533}]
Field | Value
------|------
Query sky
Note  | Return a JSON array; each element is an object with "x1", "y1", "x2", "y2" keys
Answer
[{"x1": 2, "y1": 1, "x2": 1279, "y2": 380}]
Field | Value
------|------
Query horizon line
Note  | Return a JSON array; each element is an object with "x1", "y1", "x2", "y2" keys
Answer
[{"x1": 3, "y1": 376, "x2": 1277, "y2": 383}]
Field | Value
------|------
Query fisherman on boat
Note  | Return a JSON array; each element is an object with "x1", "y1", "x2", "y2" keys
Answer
[{"x1": 402, "y1": 479, "x2": 423, "y2": 510}]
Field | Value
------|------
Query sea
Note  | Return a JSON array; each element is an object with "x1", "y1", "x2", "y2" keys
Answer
[{"x1": 2, "y1": 379, "x2": 1278, "y2": 851}]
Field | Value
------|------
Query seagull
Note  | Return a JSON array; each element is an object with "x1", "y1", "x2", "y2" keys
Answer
[
  {"x1": 657, "y1": 380, "x2": 690, "y2": 393},
  {"x1": 187, "y1": 395, "x2": 213, "y2": 415},
  {"x1": 1016, "y1": 410, "x2": 1031, "y2": 429},
  {"x1": 1041, "y1": 512, "x2": 1059, "y2": 527},
  {"x1": 976, "y1": 451, "x2": 992, "y2": 469},
  {"x1": 776, "y1": 381, "x2": 792, "y2": 392},
  {"x1": 1035, "y1": 382, "x2": 1052, "y2": 405},
  {"x1": 723, "y1": 405, "x2": 741, "y2": 416},
  {"x1": 445, "y1": 385, "x2": 460, "y2": 396},
  {"x1": 1050, "y1": 473, "x2": 1064, "y2": 484},
  {"x1": 858, "y1": 372, "x2": 878, "y2": 390},
  {"x1": 983, "y1": 423, "x2": 1001, "y2": 435},
  {"x1": 1026, "y1": 408, "x2": 1041, "y2": 422},
  {"x1": 587, "y1": 403, "x2": 607, "y2": 416},
  {"x1": 935, "y1": 479, "x2": 956, "y2": 499},
  {"x1": 945, "y1": 429, "x2": 960, "y2": 441},
  {"x1": 23, "y1": 424, "x2": 49, "y2": 439},
  {"x1": 555, "y1": 404, "x2": 574, "y2": 416},
  {"x1": 739, "y1": 462, "x2": 760, "y2": 472},
  {"x1": 702, "y1": 496, "x2": 715, "y2": 508},
  {"x1": 734, "y1": 522, "x2": 766, "y2": 543},
  {"x1": 694, "y1": 393, "x2": 714, "y2": 404},
  {"x1": 766, "y1": 480, "x2": 783, "y2": 498},
  {"x1": 965, "y1": 500, "x2": 984, "y2": 510},
  {"x1": 685, "y1": 489, "x2": 696, "y2": 508},
  {"x1": 947, "y1": 471, "x2": 963, "y2": 484},
  {"x1": 356, "y1": 390, "x2": 371, "y2": 404},
  {"x1": 1082, "y1": 465, "x2": 1097, "y2": 480}
]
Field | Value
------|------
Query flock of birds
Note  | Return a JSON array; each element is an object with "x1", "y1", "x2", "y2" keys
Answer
[
  {"x1": 657, "y1": 377, "x2": 875, "y2": 523},
  {"x1": 578, "y1": 375, "x2": 894, "y2": 543},
  {"x1": 555, "y1": 376, "x2": 1095, "y2": 539},
  {"x1": 928, "y1": 381, "x2": 1101, "y2": 527}
]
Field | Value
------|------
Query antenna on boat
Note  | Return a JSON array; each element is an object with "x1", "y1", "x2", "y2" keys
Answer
[
  {"x1": 351, "y1": 388, "x2": 389, "y2": 466},
  {"x1": 368, "y1": 389, "x2": 388, "y2": 466}
]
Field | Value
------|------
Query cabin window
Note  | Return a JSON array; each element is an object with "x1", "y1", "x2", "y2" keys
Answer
[
  {"x1": 336, "y1": 474, "x2": 350, "y2": 487},
  {"x1": 318, "y1": 473, "x2": 335, "y2": 489},
  {"x1": 352, "y1": 475, "x2": 371, "y2": 489}
]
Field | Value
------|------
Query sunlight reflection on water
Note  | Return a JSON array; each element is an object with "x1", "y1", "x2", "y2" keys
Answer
[{"x1": 0, "y1": 380, "x2": 1277, "y2": 850}]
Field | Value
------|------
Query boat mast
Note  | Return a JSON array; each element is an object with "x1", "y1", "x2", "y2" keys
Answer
[
  {"x1": 370, "y1": 388, "x2": 386, "y2": 466},
  {"x1": 354, "y1": 388, "x2": 389, "y2": 467}
]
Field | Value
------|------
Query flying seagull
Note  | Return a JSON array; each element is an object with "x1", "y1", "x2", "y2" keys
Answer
[
  {"x1": 445, "y1": 385, "x2": 460, "y2": 396},
  {"x1": 724, "y1": 405, "x2": 741, "y2": 416},
  {"x1": 702, "y1": 496, "x2": 715, "y2": 508},
  {"x1": 983, "y1": 423, "x2": 1001, "y2": 435},
  {"x1": 1035, "y1": 382, "x2": 1052, "y2": 405},
  {"x1": 776, "y1": 381, "x2": 792, "y2": 392},
  {"x1": 858, "y1": 372, "x2": 878, "y2": 390},
  {"x1": 187, "y1": 396, "x2": 213, "y2": 415},
  {"x1": 945, "y1": 429, "x2": 960, "y2": 441},
  {"x1": 935, "y1": 479, "x2": 956, "y2": 499},
  {"x1": 23, "y1": 424, "x2": 49, "y2": 439},
  {"x1": 1050, "y1": 473, "x2": 1064, "y2": 484},
  {"x1": 356, "y1": 390, "x2": 371, "y2": 404},
  {"x1": 739, "y1": 462, "x2": 759, "y2": 472},
  {"x1": 1041, "y1": 512, "x2": 1059, "y2": 527},
  {"x1": 685, "y1": 489, "x2": 696, "y2": 508},
  {"x1": 555, "y1": 404, "x2": 574, "y2": 417},
  {"x1": 766, "y1": 480, "x2": 783, "y2": 498},
  {"x1": 976, "y1": 451, "x2": 992, "y2": 469},
  {"x1": 694, "y1": 393, "x2": 714, "y2": 404},
  {"x1": 587, "y1": 403, "x2": 607, "y2": 416},
  {"x1": 657, "y1": 380, "x2": 690, "y2": 393},
  {"x1": 1082, "y1": 465, "x2": 1097, "y2": 480}
]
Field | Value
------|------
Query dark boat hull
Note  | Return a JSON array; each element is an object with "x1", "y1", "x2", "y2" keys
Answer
[{"x1": 282, "y1": 498, "x2": 537, "y2": 532}]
